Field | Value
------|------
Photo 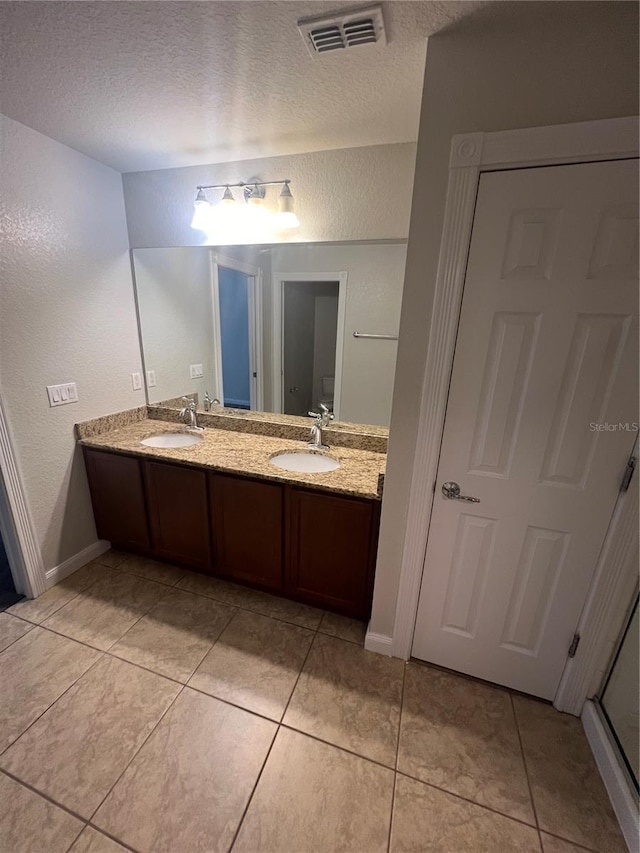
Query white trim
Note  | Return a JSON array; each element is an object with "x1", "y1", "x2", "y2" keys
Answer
[
  {"x1": 271, "y1": 271, "x2": 347, "y2": 419},
  {"x1": 555, "y1": 444, "x2": 639, "y2": 714},
  {"x1": 0, "y1": 395, "x2": 45, "y2": 597},
  {"x1": 387, "y1": 116, "x2": 640, "y2": 701},
  {"x1": 44, "y1": 539, "x2": 110, "y2": 589},
  {"x1": 582, "y1": 700, "x2": 639, "y2": 853},
  {"x1": 209, "y1": 254, "x2": 225, "y2": 403},
  {"x1": 211, "y1": 252, "x2": 260, "y2": 278},
  {"x1": 364, "y1": 630, "x2": 395, "y2": 656},
  {"x1": 253, "y1": 269, "x2": 265, "y2": 411},
  {"x1": 387, "y1": 163, "x2": 480, "y2": 661}
]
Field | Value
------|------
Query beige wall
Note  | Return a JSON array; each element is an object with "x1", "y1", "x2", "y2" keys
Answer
[
  {"x1": 122, "y1": 143, "x2": 416, "y2": 248},
  {"x1": 270, "y1": 243, "x2": 407, "y2": 427},
  {"x1": 371, "y1": 1, "x2": 640, "y2": 640},
  {"x1": 0, "y1": 114, "x2": 143, "y2": 571},
  {"x1": 133, "y1": 248, "x2": 216, "y2": 404}
]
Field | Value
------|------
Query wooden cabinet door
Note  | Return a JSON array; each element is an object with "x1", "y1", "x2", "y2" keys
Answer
[
  {"x1": 144, "y1": 460, "x2": 211, "y2": 571},
  {"x1": 286, "y1": 488, "x2": 379, "y2": 619},
  {"x1": 83, "y1": 448, "x2": 150, "y2": 552},
  {"x1": 210, "y1": 473, "x2": 283, "y2": 591}
]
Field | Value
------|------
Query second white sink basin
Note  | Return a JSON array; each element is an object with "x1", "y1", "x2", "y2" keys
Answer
[
  {"x1": 270, "y1": 451, "x2": 339, "y2": 473},
  {"x1": 141, "y1": 433, "x2": 203, "y2": 448}
]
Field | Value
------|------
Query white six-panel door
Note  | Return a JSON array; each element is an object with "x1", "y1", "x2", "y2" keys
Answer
[{"x1": 411, "y1": 159, "x2": 639, "y2": 699}]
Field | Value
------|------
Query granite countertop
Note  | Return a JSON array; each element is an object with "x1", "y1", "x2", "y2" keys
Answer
[{"x1": 79, "y1": 419, "x2": 386, "y2": 500}]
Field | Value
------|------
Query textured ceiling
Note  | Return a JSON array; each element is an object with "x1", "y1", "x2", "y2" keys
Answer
[{"x1": 0, "y1": 1, "x2": 485, "y2": 172}]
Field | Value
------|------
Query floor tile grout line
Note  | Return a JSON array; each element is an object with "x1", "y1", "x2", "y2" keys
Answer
[
  {"x1": 279, "y1": 625, "x2": 319, "y2": 723},
  {"x1": 226, "y1": 723, "x2": 280, "y2": 853},
  {"x1": 394, "y1": 767, "x2": 543, "y2": 833},
  {"x1": 0, "y1": 619, "x2": 36, "y2": 655},
  {"x1": 63, "y1": 822, "x2": 86, "y2": 853},
  {"x1": 4, "y1": 563, "x2": 123, "y2": 628},
  {"x1": 84, "y1": 822, "x2": 142, "y2": 853},
  {"x1": 387, "y1": 661, "x2": 407, "y2": 853},
  {"x1": 0, "y1": 651, "x2": 106, "y2": 760},
  {"x1": 277, "y1": 723, "x2": 402, "y2": 774},
  {"x1": 510, "y1": 692, "x2": 544, "y2": 847},
  {"x1": 538, "y1": 829, "x2": 602, "y2": 853},
  {"x1": 227, "y1": 623, "x2": 320, "y2": 851},
  {"x1": 87, "y1": 683, "x2": 187, "y2": 826},
  {"x1": 0, "y1": 766, "x2": 90, "y2": 827}
]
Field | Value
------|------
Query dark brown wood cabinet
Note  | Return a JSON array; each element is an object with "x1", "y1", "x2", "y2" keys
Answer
[
  {"x1": 144, "y1": 460, "x2": 212, "y2": 571},
  {"x1": 83, "y1": 447, "x2": 380, "y2": 619},
  {"x1": 83, "y1": 448, "x2": 150, "y2": 552},
  {"x1": 286, "y1": 487, "x2": 379, "y2": 619},
  {"x1": 210, "y1": 473, "x2": 283, "y2": 591}
]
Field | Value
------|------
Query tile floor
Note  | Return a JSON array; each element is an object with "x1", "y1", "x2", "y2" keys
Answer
[{"x1": 0, "y1": 550, "x2": 626, "y2": 853}]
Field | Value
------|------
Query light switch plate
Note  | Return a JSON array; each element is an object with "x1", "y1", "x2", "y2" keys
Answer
[
  {"x1": 131, "y1": 372, "x2": 142, "y2": 391},
  {"x1": 47, "y1": 382, "x2": 78, "y2": 407},
  {"x1": 189, "y1": 364, "x2": 204, "y2": 379},
  {"x1": 146, "y1": 370, "x2": 157, "y2": 388}
]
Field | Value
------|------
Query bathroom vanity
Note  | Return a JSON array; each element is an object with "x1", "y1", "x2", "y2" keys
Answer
[{"x1": 79, "y1": 411, "x2": 385, "y2": 620}]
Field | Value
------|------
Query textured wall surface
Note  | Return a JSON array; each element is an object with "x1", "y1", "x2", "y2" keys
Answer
[
  {"x1": 122, "y1": 143, "x2": 417, "y2": 248},
  {"x1": 0, "y1": 115, "x2": 143, "y2": 571},
  {"x1": 370, "y1": 1, "x2": 640, "y2": 642}
]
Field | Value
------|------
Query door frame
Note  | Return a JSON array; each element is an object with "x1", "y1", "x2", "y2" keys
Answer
[
  {"x1": 384, "y1": 116, "x2": 639, "y2": 712},
  {"x1": 210, "y1": 252, "x2": 264, "y2": 411},
  {"x1": 0, "y1": 394, "x2": 45, "y2": 598},
  {"x1": 271, "y1": 271, "x2": 347, "y2": 419}
]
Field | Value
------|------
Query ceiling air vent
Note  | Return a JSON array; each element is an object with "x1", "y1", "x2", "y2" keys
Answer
[{"x1": 297, "y1": 5, "x2": 386, "y2": 57}]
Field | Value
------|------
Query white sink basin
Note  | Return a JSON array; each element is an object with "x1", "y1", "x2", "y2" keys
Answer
[
  {"x1": 270, "y1": 451, "x2": 340, "y2": 473},
  {"x1": 141, "y1": 433, "x2": 203, "y2": 448}
]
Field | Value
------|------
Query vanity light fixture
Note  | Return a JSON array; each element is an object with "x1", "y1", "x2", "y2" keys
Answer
[{"x1": 190, "y1": 179, "x2": 300, "y2": 234}]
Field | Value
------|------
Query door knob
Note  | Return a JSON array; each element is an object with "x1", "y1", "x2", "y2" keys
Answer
[
  {"x1": 289, "y1": 386, "x2": 300, "y2": 394},
  {"x1": 442, "y1": 481, "x2": 481, "y2": 503}
]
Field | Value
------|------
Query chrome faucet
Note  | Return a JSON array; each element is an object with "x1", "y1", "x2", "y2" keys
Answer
[
  {"x1": 203, "y1": 392, "x2": 220, "y2": 413},
  {"x1": 307, "y1": 403, "x2": 334, "y2": 450},
  {"x1": 179, "y1": 397, "x2": 205, "y2": 431}
]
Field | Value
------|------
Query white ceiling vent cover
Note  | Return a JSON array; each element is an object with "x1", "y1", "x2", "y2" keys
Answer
[{"x1": 297, "y1": 5, "x2": 387, "y2": 57}]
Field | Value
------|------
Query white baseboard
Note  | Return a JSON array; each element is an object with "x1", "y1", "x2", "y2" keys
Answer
[
  {"x1": 582, "y1": 700, "x2": 638, "y2": 853},
  {"x1": 365, "y1": 630, "x2": 395, "y2": 656},
  {"x1": 44, "y1": 540, "x2": 110, "y2": 590}
]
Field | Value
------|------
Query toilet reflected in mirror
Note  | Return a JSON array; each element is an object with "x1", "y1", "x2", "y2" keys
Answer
[{"x1": 282, "y1": 279, "x2": 339, "y2": 418}]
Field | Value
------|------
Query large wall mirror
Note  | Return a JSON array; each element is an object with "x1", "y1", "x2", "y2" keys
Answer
[{"x1": 132, "y1": 241, "x2": 406, "y2": 429}]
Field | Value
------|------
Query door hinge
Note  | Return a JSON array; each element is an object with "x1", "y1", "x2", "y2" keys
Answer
[
  {"x1": 568, "y1": 632, "x2": 581, "y2": 658},
  {"x1": 620, "y1": 455, "x2": 636, "y2": 492}
]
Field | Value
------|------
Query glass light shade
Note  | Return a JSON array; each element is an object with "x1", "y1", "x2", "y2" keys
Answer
[
  {"x1": 191, "y1": 191, "x2": 212, "y2": 231},
  {"x1": 278, "y1": 183, "x2": 294, "y2": 213},
  {"x1": 220, "y1": 186, "x2": 236, "y2": 205},
  {"x1": 277, "y1": 184, "x2": 299, "y2": 228}
]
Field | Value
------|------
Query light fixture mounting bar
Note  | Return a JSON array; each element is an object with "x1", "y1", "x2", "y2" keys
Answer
[{"x1": 196, "y1": 180, "x2": 291, "y2": 191}]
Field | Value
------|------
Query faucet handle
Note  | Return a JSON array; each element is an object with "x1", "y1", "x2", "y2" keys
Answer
[
  {"x1": 319, "y1": 403, "x2": 334, "y2": 422},
  {"x1": 181, "y1": 396, "x2": 196, "y2": 410}
]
